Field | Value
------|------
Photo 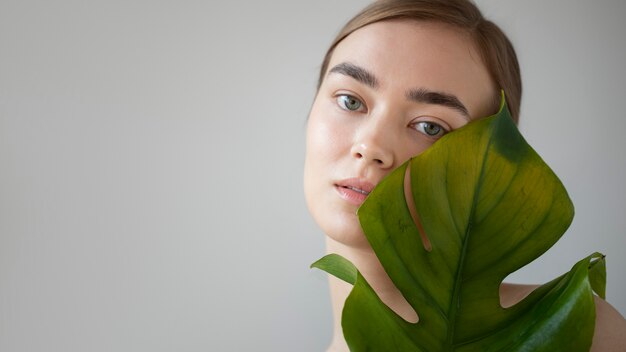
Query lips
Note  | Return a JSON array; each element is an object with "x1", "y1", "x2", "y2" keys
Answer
[{"x1": 334, "y1": 178, "x2": 376, "y2": 206}]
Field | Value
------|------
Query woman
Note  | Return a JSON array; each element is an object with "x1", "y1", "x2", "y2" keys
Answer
[{"x1": 303, "y1": 0, "x2": 626, "y2": 350}]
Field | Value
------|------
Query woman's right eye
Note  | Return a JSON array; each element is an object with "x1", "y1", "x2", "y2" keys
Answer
[{"x1": 336, "y1": 94, "x2": 364, "y2": 112}]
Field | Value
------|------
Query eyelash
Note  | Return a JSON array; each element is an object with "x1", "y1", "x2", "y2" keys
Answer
[
  {"x1": 336, "y1": 94, "x2": 366, "y2": 112},
  {"x1": 335, "y1": 93, "x2": 450, "y2": 138},
  {"x1": 410, "y1": 121, "x2": 449, "y2": 138}
]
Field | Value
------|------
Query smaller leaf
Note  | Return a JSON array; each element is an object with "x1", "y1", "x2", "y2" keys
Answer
[
  {"x1": 588, "y1": 252, "x2": 607, "y2": 299},
  {"x1": 311, "y1": 254, "x2": 358, "y2": 285}
]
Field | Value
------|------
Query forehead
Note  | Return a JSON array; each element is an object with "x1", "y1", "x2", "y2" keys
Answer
[{"x1": 328, "y1": 20, "x2": 496, "y2": 118}]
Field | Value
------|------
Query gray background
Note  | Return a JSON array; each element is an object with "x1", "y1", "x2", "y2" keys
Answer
[{"x1": 1, "y1": 0, "x2": 624, "y2": 351}]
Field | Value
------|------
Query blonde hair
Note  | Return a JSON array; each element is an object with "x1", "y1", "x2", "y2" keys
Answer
[{"x1": 317, "y1": 0, "x2": 522, "y2": 123}]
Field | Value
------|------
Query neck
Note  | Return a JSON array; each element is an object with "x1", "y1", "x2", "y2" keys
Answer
[{"x1": 325, "y1": 236, "x2": 418, "y2": 352}]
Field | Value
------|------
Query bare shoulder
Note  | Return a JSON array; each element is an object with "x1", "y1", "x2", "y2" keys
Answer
[
  {"x1": 500, "y1": 283, "x2": 626, "y2": 351},
  {"x1": 499, "y1": 282, "x2": 537, "y2": 308},
  {"x1": 591, "y1": 296, "x2": 626, "y2": 351}
]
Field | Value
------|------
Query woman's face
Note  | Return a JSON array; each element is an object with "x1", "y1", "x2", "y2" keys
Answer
[{"x1": 304, "y1": 20, "x2": 496, "y2": 248}]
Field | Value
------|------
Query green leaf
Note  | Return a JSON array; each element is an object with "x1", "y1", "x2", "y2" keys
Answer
[
  {"x1": 311, "y1": 253, "x2": 358, "y2": 285},
  {"x1": 588, "y1": 252, "x2": 606, "y2": 299},
  {"x1": 313, "y1": 94, "x2": 606, "y2": 351}
]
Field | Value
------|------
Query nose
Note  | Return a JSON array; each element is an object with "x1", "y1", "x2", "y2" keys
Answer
[{"x1": 351, "y1": 124, "x2": 395, "y2": 169}]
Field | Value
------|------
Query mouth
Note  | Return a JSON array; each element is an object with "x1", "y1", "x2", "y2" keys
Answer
[
  {"x1": 340, "y1": 186, "x2": 370, "y2": 195},
  {"x1": 334, "y1": 178, "x2": 376, "y2": 206}
]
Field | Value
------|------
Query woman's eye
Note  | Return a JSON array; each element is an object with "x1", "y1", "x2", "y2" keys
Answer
[
  {"x1": 337, "y1": 95, "x2": 363, "y2": 111},
  {"x1": 413, "y1": 121, "x2": 447, "y2": 137}
]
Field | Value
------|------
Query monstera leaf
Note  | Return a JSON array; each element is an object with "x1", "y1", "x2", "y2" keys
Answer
[{"x1": 312, "y1": 94, "x2": 606, "y2": 351}]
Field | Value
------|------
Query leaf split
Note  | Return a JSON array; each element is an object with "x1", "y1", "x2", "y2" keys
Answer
[{"x1": 312, "y1": 94, "x2": 605, "y2": 351}]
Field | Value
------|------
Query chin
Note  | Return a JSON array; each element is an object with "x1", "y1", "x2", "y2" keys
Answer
[
  {"x1": 304, "y1": 171, "x2": 372, "y2": 250},
  {"x1": 318, "y1": 212, "x2": 372, "y2": 250}
]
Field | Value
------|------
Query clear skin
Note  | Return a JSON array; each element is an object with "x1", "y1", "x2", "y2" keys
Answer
[
  {"x1": 304, "y1": 20, "x2": 496, "y2": 251},
  {"x1": 304, "y1": 20, "x2": 626, "y2": 352}
]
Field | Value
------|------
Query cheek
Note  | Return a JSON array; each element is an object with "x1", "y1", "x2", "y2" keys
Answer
[
  {"x1": 303, "y1": 105, "x2": 353, "y2": 196},
  {"x1": 303, "y1": 108, "x2": 371, "y2": 248},
  {"x1": 305, "y1": 104, "x2": 352, "y2": 169},
  {"x1": 304, "y1": 105, "x2": 336, "y2": 197},
  {"x1": 395, "y1": 138, "x2": 433, "y2": 166}
]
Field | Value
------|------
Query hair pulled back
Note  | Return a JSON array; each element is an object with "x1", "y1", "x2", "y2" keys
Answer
[{"x1": 317, "y1": 0, "x2": 522, "y2": 122}]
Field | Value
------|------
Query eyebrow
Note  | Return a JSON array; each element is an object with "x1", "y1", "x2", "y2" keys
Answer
[
  {"x1": 406, "y1": 88, "x2": 470, "y2": 119},
  {"x1": 328, "y1": 61, "x2": 470, "y2": 119},
  {"x1": 328, "y1": 62, "x2": 379, "y2": 89}
]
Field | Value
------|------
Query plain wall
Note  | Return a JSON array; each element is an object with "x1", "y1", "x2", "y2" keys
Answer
[{"x1": 1, "y1": 1, "x2": 624, "y2": 351}]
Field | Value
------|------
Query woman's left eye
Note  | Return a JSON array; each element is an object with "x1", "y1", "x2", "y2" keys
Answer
[
  {"x1": 412, "y1": 121, "x2": 448, "y2": 137},
  {"x1": 337, "y1": 94, "x2": 364, "y2": 111}
]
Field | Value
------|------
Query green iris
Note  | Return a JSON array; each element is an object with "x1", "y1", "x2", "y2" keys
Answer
[
  {"x1": 422, "y1": 122, "x2": 442, "y2": 136},
  {"x1": 340, "y1": 95, "x2": 362, "y2": 111}
]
